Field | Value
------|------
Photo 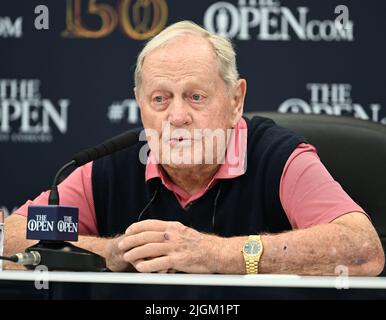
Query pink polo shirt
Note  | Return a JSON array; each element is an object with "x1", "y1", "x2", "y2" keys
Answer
[{"x1": 16, "y1": 119, "x2": 364, "y2": 235}]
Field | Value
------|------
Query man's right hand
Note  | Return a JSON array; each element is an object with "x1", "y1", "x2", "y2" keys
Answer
[{"x1": 105, "y1": 235, "x2": 136, "y2": 272}]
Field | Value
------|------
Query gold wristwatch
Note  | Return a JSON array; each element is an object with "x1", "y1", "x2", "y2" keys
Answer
[{"x1": 242, "y1": 235, "x2": 264, "y2": 274}]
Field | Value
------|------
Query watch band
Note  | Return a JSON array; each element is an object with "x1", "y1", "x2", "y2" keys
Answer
[{"x1": 245, "y1": 257, "x2": 259, "y2": 274}]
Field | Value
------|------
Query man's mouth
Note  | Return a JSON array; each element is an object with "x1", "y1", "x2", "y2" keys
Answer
[{"x1": 168, "y1": 137, "x2": 193, "y2": 146}]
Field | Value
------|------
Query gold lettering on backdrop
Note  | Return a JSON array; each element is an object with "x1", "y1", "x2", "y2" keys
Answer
[
  {"x1": 62, "y1": 0, "x2": 168, "y2": 40},
  {"x1": 62, "y1": 0, "x2": 118, "y2": 38},
  {"x1": 119, "y1": 0, "x2": 168, "y2": 40}
]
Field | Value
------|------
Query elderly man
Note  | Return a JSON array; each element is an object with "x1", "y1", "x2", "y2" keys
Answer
[{"x1": 5, "y1": 21, "x2": 384, "y2": 275}]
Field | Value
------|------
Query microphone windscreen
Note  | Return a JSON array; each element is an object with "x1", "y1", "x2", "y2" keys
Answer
[{"x1": 72, "y1": 129, "x2": 140, "y2": 166}]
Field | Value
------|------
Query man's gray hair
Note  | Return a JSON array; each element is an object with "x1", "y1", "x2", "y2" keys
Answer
[{"x1": 134, "y1": 20, "x2": 239, "y2": 91}]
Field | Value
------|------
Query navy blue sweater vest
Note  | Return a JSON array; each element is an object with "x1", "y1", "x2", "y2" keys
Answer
[{"x1": 92, "y1": 116, "x2": 306, "y2": 237}]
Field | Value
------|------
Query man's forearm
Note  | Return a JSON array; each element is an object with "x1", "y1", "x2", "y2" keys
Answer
[
  {"x1": 216, "y1": 213, "x2": 384, "y2": 276},
  {"x1": 4, "y1": 214, "x2": 37, "y2": 269},
  {"x1": 4, "y1": 214, "x2": 37, "y2": 255},
  {"x1": 70, "y1": 235, "x2": 111, "y2": 259},
  {"x1": 260, "y1": 223, "x2": 363, "y2": 275}
]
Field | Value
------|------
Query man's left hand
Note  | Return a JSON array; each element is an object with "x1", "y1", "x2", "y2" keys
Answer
[{"x1": 118, "y1": 219, "x2": 223, "y2": 273}]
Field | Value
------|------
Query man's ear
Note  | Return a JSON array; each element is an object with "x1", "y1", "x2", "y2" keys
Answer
[
  {"x1": 231, "y1": 79, "x2": 247, "y2": 127},
  {"x1": 133, "y1": 87, "x2": 142, "y2": 110},
  {"x1": 134, "y1": 87, "x2": 140, "y2": 107}
]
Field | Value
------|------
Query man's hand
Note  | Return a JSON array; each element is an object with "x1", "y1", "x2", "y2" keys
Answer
[
  {"x1": 104, "y1": 234, "x2": 136, "y2": 272},
  {"x1": 117, "y1": 219, "x2": 223, "y2": 273}
]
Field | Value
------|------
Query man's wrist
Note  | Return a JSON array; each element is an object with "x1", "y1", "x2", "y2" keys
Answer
[{"x1": 210, "y1": 236, "x2": 247, "y2": 274}]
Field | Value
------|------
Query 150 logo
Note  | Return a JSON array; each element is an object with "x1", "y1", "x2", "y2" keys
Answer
[{"x1": 62, "y1": 0, "x2": 168, "y2": 39}]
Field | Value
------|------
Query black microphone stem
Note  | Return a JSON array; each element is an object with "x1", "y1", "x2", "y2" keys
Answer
[{"x1": 48, "y1": 160, "x2": 76, "y2": 205}]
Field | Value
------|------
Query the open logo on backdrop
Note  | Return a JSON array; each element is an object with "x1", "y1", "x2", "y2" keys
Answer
[
  {"x1": 0, "y1": 79, "x2": 70, "y2": 143},
  {"x1": 278, "y1": 83, "x2": 384, "y2": 125},
  {"x1": 204, "y1": 0, "x2": 354, "y2": 41}
]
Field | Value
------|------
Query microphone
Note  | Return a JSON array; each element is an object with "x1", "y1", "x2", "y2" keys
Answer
[
  {"x1": 72, "y1": 129, "x2": 140, "y2": 167},
  {"x1": 22, "y1": 129, "x2": 140, "y2": 271}
]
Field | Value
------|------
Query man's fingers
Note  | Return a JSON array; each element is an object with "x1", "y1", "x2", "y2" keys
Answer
[
  {"x1": 125, "y1": 219, "x2": 169, "y2": 235},
  {"x1": 125, "y1": 219, "x2": 182, "y2": 235},
  {"x1": 123, "y1": 242, "x2": 172, "y2": 263},
  {"x1": 134, "y1": 256, "x2": 173, "y2": 273},
  {"x1": 118, "y1": 231, "x2": 166, "y2": 251}
]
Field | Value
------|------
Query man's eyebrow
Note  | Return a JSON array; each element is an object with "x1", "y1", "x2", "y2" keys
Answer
[
  {"x1": 147, "y1": 80, "x2": 208, "y2": 90},
  {"x1": 142, "y1": 79, "x2": 168, "y2": 92},
  {"x1": 146, "y1": 84, "x2": 171, "y2": 93}
]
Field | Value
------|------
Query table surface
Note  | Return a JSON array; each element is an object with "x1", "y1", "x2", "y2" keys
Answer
[{"x1": 1, "y1": 271, "x2": 386, "y2": 289}]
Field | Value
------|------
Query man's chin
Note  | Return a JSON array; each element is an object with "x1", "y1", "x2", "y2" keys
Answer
[{"x1": 161, "y1": 162, "x2": 202, "y2": 170}]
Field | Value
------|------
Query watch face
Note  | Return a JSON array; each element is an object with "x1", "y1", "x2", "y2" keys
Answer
[{"x1": 243, "y1": 240, "x2": 261, "y2": 255}]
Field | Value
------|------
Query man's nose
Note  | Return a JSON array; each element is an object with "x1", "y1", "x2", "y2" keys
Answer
[{"x1": 167, "y1": 97, "x2": 192, "y2": 127}]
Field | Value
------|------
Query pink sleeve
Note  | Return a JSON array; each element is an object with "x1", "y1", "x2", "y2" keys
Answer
[
  {"x1": 280, "y1": 143, "x2": 366, "y2": 229},
  {"x1": 15, "y1": 162, "x2": 99, "y2": 236}
]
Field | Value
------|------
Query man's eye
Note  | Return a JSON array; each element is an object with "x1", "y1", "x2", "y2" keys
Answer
[
  {"x1": 154, "y1": 96, "x2": 165, "y2": 103},
  {"x1": 191, "y1": 94, "x2": 203, "y2": 101}
]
